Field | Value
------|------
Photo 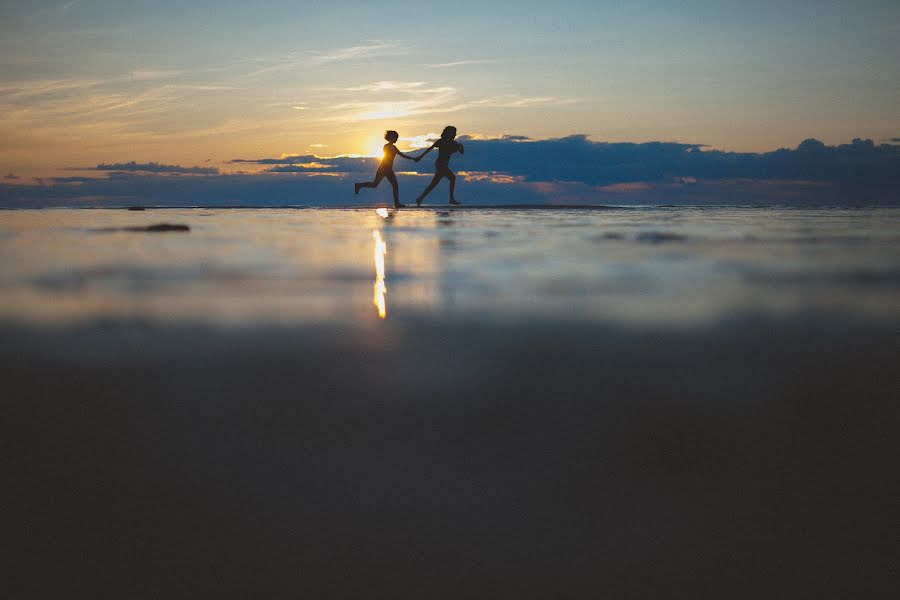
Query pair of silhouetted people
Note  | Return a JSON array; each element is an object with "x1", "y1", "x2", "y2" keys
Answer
[{"x1": 355, "y1": 126, "x2": 464, "y2": 208}]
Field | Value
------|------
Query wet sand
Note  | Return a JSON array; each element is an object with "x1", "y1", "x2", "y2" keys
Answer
[{"x1": 3, "y1": 314, "x2": 898, "y2": 598}]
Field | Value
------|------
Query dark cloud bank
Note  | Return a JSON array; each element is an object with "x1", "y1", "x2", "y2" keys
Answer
[
  {"x1": 2, "y1": 136, "x2": 898, "y2": 207},
  {"x1": 95, "y1": 161, "x2": 220, "y2": 175}
]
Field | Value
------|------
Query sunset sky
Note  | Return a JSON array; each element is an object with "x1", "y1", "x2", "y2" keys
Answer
[{"x1": 2, "y1": 0, "x2": 898, "y2": 180}]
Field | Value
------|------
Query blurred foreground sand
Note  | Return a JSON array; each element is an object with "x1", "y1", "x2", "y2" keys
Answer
[{"x1": 3, "y1": 314, "x2": 897, "y2": 598}]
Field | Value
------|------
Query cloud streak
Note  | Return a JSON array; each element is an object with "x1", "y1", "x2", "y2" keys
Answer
[
  {"x1": 426, "y1": 59, "x2": 498, "y2": 68},
  {"x1": 129, "y1": 69, "x2": 186, "y2": 81},
  {"x1": 315, "y1": 84, "x2": 571, "y2": 122},
  {"x1": 94, "y1": 162, "x2": 219, "y2": 175},
  {"x1": 240, "y1": 42, "x2": 405, "y2": 78},
  {"x1": 341, "y1": 81, "x2": 427, "y2": 92}
]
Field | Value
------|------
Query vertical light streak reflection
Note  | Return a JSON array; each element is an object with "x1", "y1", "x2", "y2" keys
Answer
[{"x1": 373, "y1": 229, "x2": 387, "y2": 319}]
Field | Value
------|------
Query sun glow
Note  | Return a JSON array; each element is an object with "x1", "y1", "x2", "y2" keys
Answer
[
  {"x1": 365, "y1": 134, "x2": 414, "y2": 158},
  {"x1": 373, "y1": 229, "x2": 387, "y2": 319},
  {"x1": 368, "y1": 139, "x2": 387, "y2": 158}
]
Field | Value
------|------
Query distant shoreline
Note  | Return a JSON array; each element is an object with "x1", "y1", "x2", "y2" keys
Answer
[{"x1": 3, "y1": 204, "x2": 897, "y2": 210}]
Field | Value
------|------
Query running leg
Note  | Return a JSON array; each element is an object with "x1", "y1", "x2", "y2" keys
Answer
[
  {"x1": 356, "y1": 170, "x2": 385, "y2": 193},
  {"x1": 385, "y1": 171, "x2": 404, "y2": 207},
  {"x1": 416, "y1": 171, "x2": 445, "y2": 207},
  {"x1": 448, "y1": 171, "x2": 460, "y2": 205}
]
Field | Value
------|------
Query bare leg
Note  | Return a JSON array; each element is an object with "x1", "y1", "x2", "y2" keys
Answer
[
  {"x1": 356, "y1": 170, "x2": 385, "y2": 194},
  {"x1": 416, "y1": 172, "x2": 445, "y2": 207},
  {"x1": 385, "y1": 171, "x2": 404, "y2": 207},
  {"x1": 447, "y1": 171, "x2": 460, "y2": 205}
]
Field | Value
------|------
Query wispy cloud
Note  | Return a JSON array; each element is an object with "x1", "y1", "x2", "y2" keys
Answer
[
  {"x1": 479, "y1": 96, "x2": 566, "y2": 108},
  {"x1": 306, "y1": 42, "x2": 403, "y2": 64},
  {"x1": 318, "y1": 87, "x2": 573, "y2": 122},
  {"x1": 286, "y1": 74, "x2": 578, "y2": 124},
  {"x1": 325, "y1": 86, "x2": 459, "y2": 121},
  {"x1": 129, "y1": 69, "x2": 186, "y2": 81},
  {"x1": 341, "y1": 81, "x2": 427, "y2": 92},
  {"x1": 426, "y1": 59, "x2": 497, "y2": 69},
  {"x1": 0, "y1": 73, "x2": 245, "y2": 150},
  {"x1": 0, "y1": 77, "x2": 111, "y2": 100},
  {"x1": 240, "y1": 42, "x2": 405, "y2": 78}
]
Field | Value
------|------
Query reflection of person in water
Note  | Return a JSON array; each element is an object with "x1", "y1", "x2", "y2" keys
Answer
[
  {"x1": 355, "y1": 130, "x2": 418, "y2": 208},
  {"x1": 414, "y1": 125, "x2": 464, "y2": 206}
]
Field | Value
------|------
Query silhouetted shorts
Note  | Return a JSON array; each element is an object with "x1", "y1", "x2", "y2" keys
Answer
[
  {"x1": 435, "y1": 161, "x2": 454, "y2": 177},
  {"x1": 373, "y1": 167, "x2": 397, "y2": 186}
]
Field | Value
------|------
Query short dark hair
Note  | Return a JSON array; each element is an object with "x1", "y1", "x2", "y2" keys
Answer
[
  {"x1": 441, "y1": 126, "x2": 457, "y2": 139},
  {"x1": 384, "y1": 130, "x2": 399, "y2": 141}
]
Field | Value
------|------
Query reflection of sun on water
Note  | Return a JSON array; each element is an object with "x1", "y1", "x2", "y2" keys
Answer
[{"x1": 373, "y1": 229, "x2": 387, "y2": 319}]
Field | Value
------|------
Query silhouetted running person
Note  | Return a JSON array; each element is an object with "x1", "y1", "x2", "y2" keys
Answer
[
  {"x1": 355, "y1": 130, "x2": 417, "y2": 208},
  {"x1": 414, "y1": 125, "x2": 464, "y2": 206}
]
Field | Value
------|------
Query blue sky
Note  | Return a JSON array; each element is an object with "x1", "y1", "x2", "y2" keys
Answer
[{"x1": 0, "y1": 1, "x2": 898, "y2": 204}]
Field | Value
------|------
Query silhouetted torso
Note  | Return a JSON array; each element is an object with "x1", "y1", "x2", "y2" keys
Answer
[
  {"x1": 380, "y1": 144, "x2": 400, "y2": 170},
  {"x1": 434, "y1": 139, "x2": 460, "y2": 168}
]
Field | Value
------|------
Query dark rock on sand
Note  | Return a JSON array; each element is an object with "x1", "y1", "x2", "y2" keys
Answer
[
  {"x1": 137, "y1": 223, "x2": 189, "y2": 232},
  {"x1": 636, "y1": 231, "x2": 687, "y2": 243},
  {"x1": 92, "y1": 223, "x2": 190, "y2": 233}
]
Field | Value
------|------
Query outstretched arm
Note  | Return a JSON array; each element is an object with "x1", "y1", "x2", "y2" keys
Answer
[
  {"x1": 415, "y1": 142, "x2": 437, "y2": 162},
  {"x1": 397, "y1": 150, "x2": 417, "y2": 160}
]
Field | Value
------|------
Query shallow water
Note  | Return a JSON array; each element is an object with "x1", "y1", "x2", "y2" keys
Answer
[{"x1": 1, "y1": 207, "x2": 898, "y2": 325}]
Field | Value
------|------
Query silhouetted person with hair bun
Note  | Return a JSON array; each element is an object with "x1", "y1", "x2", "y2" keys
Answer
[
  {"x1": 414, "y1": 125, "x2": 464, "y2": 206},
  {"x1": 355, "y1": 130, "x2": 417, "y2": 208}
]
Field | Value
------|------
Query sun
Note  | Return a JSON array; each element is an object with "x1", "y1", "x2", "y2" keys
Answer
[{"x1": 369, "y1": 139, "x2": 386, "y2": 157}]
